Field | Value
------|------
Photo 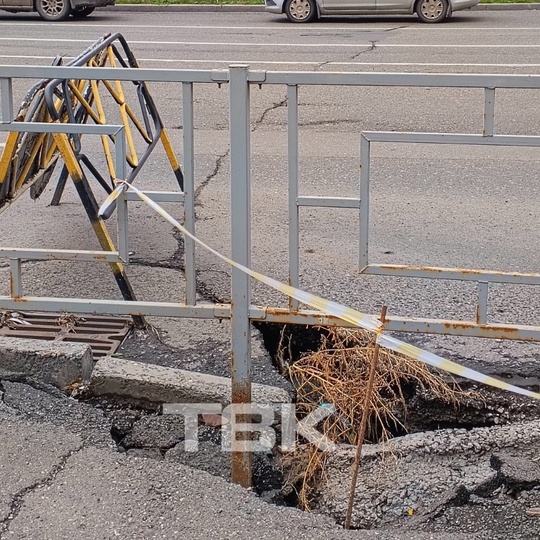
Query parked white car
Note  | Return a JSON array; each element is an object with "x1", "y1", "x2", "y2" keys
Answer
[
  {"x1": 265, "y1": 0, "x2": 479, "y2": 23},
  {"x1": 0, "y1": 0, "x2": 114, "y2": 21}
]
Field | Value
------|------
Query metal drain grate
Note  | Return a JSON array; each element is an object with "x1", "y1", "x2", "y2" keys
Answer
[{"x1": 0, "y1": 312, "x2": 133, "y2": 357}]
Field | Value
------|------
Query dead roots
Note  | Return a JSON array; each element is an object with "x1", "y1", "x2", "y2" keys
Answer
[{"x1": 282, "y1": 327, "x2": 468, "y2": 510}]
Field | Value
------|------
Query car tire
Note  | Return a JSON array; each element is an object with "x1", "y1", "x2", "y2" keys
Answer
[
  {"x1": 285, "y1": 0, "x2": 317, "y2": 23},
  {"x1": 416, "y1": 0, "x2": 448, "y2": 23},
  {"x1": 71, "y1": 6, "x2": 95, "y2": 17},
  {"x1": 36, "y1": 0, "x2": 72, "y2": 20}
]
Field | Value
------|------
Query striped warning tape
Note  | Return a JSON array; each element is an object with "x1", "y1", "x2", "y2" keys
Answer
[{"x1": 99, "y1": 183, "x2": 540, "y2": 401}]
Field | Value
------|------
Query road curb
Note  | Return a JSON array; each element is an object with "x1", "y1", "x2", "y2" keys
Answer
[
  {"x1": 90, "y1": 356, "x2": 291, "y2": 406},
  {"x1": 474, "y1": 2, "x2": 540, "y2": 8},
  {"x1": 110, "y1": 2, "x2": 540, "y2": 11},
  {"x1": 0, "y1": 337, "x2": 92, "y2": 388},
  {"x1": 112, "y1": 4, "x2": 266, "y2": 11}
]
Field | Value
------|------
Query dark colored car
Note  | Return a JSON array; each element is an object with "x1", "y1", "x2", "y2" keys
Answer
[{"x1": 0, "y1": 0, "x2": 114, "y2": 21}]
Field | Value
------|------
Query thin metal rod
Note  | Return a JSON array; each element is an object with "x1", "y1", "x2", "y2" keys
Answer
[
  {"x1": 0, "y1": 121, "x2": 122, "y2": 135},
  {"x1": 183, "y1": 82, "x2": 196, "y2": 306},
  {"x1": 287, "y1": 84, "x2": 299, "y2": 311},
  {"x1": 297, "y1": 196, "x2": 360, "y2": 209},
  {"x1": 344, "y1": 306, "x2": 387, "y2": 530},
  {"x1": 116, "y1": 190, "x2": 129, "y2": 262}
]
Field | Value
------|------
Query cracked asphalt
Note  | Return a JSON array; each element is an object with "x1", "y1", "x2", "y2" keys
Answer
[
  {"x1": 0, "y1": 379, "x2": 476, "y2": 540},
  {"x1": 2, "y1": 7, "x2": 540, "y2": 538}
]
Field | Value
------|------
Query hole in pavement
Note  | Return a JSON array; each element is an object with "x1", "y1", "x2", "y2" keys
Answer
[
  {"x1": 86, "y1": 322, "x2": 540, "y2": 513},
  {"x1": 255, "y1": 322, "x2": 540, "y2": 439}
]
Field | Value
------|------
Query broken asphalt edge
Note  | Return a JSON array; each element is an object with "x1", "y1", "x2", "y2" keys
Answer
[
  {"x1": 0, "y1": 337, "x2": 290, "y2": 405},
  {"x1": 108, "y1": 3, "x2": 540, "y2": 12}
]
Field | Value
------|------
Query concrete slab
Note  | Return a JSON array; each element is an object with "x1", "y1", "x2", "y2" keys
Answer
[
  {"x1": 90, "y1": 356, "x2": 291, "y2": 406},
  {"x1": 0, "y1": 419, "x2": 81, "y2": 527},
  {"x1": 0, "y1": 337, "x2": 93, "y2": 388}
]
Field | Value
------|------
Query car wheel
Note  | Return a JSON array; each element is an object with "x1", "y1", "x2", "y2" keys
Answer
[
  {"x1": 285, "y1": 0, "x2": 317, "y2": 23},
  {"x1": 36, "y1": 0, "x2": 71, "y2": 21},
  {"x1": 71, "y1": 6, "x2": 95, "y2": 17},
  {"x1": 416, "y1": 0, "x2": 448, "y2": 23}
]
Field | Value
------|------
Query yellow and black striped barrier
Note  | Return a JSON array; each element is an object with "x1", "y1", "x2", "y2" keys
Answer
[{"x1": 0, "y1": 34, "x2": 184, "y2": 325}]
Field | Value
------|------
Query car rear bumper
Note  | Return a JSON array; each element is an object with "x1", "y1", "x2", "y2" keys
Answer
[
  {"x1": 72, "y1": 0, "x2": 115, "y2": 8},
  {"x1": 265, "y1": 0, "x2": 285, "y2": 14},
  {"x1": 449, "y1": 0, "x2": 479, "y2": 11}
]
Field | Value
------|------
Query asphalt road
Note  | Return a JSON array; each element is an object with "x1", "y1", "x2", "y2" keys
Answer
[
  {"x1": 2, "y1": 8, "x2": 540, "y2": 540},
  {"x1": 2, "y1": 8, "x2": 540, "y2": 380}
]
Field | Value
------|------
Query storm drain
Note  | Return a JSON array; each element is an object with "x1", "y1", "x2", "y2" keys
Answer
[{"x1": 0, "y1": 311, "x2": 132, "y2": 357}]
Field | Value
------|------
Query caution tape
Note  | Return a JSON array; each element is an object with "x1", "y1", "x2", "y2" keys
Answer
[{"x1": 99, "y1": 183, "x2": 540, "y2": 401}]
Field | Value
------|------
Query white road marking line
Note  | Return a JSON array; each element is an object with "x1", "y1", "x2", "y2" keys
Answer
[
  {"x1": 1, "y1": 22, "x2": 540, "y2": 32},
  {"x1": 2, "y1": 55, "x2": 540, "y2": 69},
  {"x1": 0, "y1": 23, "x2": 402, "y2": 31},
  {"x1": 2, "y1": 37, "x2": 540, "y2": 48}
]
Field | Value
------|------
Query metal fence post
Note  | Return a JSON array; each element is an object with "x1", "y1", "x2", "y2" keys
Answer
[
  {"x1": 115, "y1": 127, "x2": 129, "y2": 263},
  {"x1": 0, "y1": 78, "x2": 13, "y2": 123},
  {"x1": 229, "y1": 64, "x2": 252, "y2": 488},
  {"x1": 182, "y1": 82, "x2": 197, "y2": 306}
]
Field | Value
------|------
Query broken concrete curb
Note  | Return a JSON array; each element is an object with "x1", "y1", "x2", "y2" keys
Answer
[
  {"x1": 314, "y1": 419, "x2": 540, "y2": 529},
  {"x1": 0, "y1": 337, "x2": 92, "y2": 389},
  {"x1": 90, "y1": 356, "x2": 291, "y2": 406}
]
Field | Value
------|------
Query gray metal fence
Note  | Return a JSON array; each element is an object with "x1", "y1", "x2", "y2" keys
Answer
[{"x1": 2, "y1": 63, "x2": 540, "y2": 484}]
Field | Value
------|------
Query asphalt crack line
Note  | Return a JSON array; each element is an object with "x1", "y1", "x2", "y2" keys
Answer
[
  {"x1": 193, "y1": 96, "x2": 287, "y2": 205},
  {"x1": 133, "y1": 96, "x2": 288, "y2": 306},
  {"x1": 181, "y1": 95, "x2": 287, "y2": 303},
  {"x1": 252, "y1": 97, "x2": 288, "y2": 131},
  {"x1": 383, "y1": 24, "x2": 411, "y2": 32},
  {"x1": 316, "y1": 60, "x2": 332, "y2": 70},
  {"x1": 350, "y1": 41, "x2": 378, "y2": 61},
  {"x1": 194, "y1": 150, "x2": 229, "y2": 202},
  {"x1": 0, "y1": 444, "x2": 84, "y2": 539}
]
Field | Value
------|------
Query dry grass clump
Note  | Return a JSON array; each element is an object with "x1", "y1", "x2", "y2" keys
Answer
[{"x1": 281, "y1": 327, "x2": 468, "y2": 510}]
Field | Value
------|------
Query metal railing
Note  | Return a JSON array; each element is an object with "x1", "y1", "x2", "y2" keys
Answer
[{"x1": 2, "y1": 61, "x2": 540, "y2": 484}]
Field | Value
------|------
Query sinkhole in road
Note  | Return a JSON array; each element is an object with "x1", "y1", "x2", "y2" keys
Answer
[
  {"x1": 255, "y1": 322, "x2": 540, "y2": 441},
  {"x1": 89, "y1": 322, "x2": 540, "y2": 512}
]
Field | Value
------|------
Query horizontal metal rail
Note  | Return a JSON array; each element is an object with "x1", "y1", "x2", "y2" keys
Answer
[
  {"x1": 5, "y1": 67, "x2": 540, "y2": 89},
  {"x1": 251, "y1": 308, "x2": 540, "y2": 341},
  {"x1": 0, "y1": 296, "x2": 230, "y2": 318},
  {"x1": 363, "y1": 265, "x2": 540, "y2": 285},
  {"x1": 363, "y1": 131, "x2": 540, "y2": 146},
  {"x1": 1, "y1": 248, "x2": 121, "y2": 262},
  {"x1": 0, "y1": 122, "x2": 123, "y2": 135},
  {"x1": 249, "y1": 70, "x2": 540, "y2": 89},
  {"x1": 0, "y1": 66, "x2": 230, "y2": 83},
  {"x1": 297, "y1": 196, "x2": 361, "y2": 209},
  {"x1": 123, "y1": 190, "x2": 184, "y2": 203}
]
